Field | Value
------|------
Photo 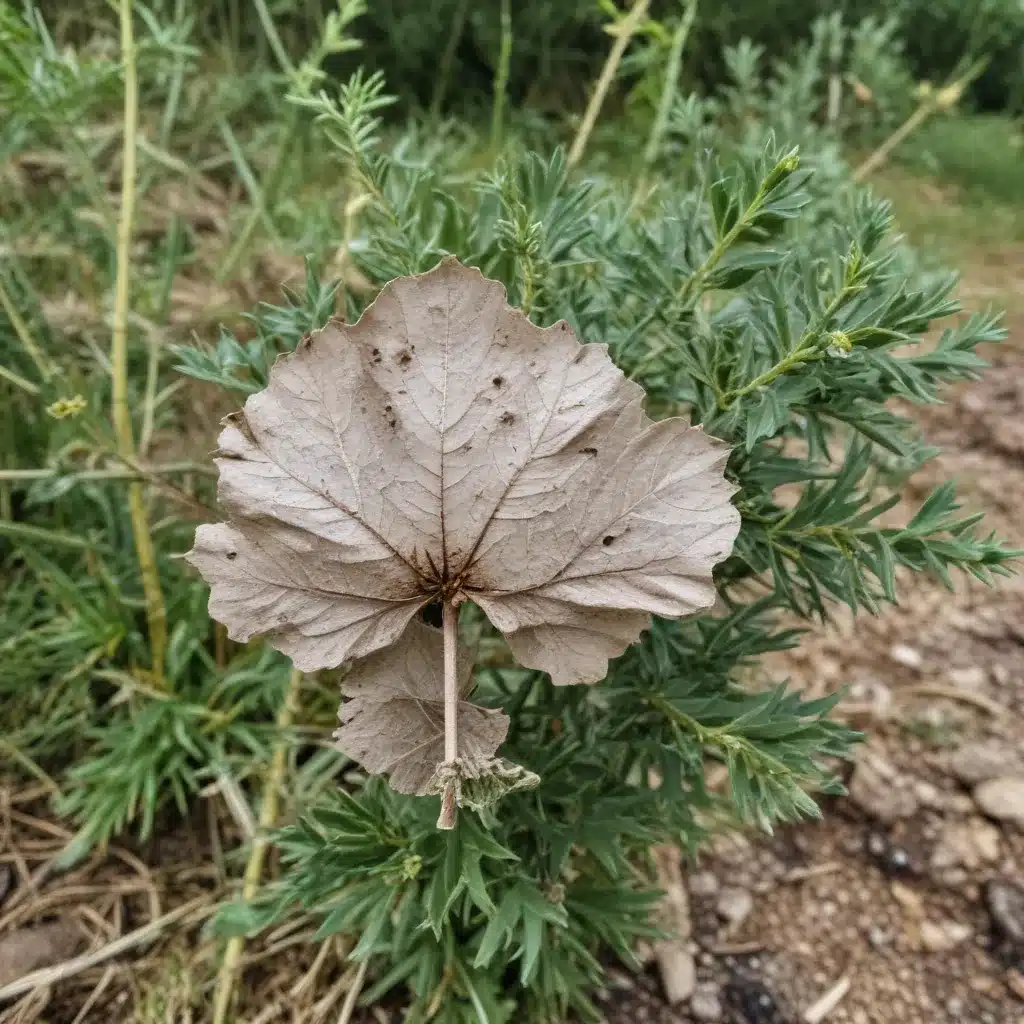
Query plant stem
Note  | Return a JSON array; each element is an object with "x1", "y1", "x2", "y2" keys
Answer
[
  {"x1": 252, "y1": 0, "x2": 296, "y2": 76},
  {"x1": 113, "y1": 0, "x2": 168, "y2": 684},
  {"x1": 490, "y1": 0, "x2": 513, "y2": 153},
  {"x1": 639, "y1": 0, "x2": 698, "y2": 175},
  {"x1": 211, "y1": 666, "x2": 303, "y2": 1024},
  {"x1": 0, "y1": 362, "x2": 40, "y2": 395},
  {"x1": 719, "y1": 285, "x2": 853, "y2": 408},
  {"x1": 568, "y1": 0, "x2": 650, "y2": 168},
  {"x1": 429, "y1": 0, "x2": 470, "y2": 124},
  {"x1": 853, "y1": 59, "x2": 987, "y2": 182},
  {"x1": 0, "y1": 276, "x2": 52, "y2": 381},
  {"x1": 0, "y1": 461, "x2": 215, "y2": 483},
  {"x1": 216, "y1": 110, "x2": 302, "y2": 282},
  {"x1": 438, "y1": 601, "x2": 459, "y2": 830},
  {"x1": 852, "y1": 101, "x2": 934, "y2": 183}
]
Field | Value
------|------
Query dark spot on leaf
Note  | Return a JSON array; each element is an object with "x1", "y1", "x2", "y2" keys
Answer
[
  {"x1": 560, "y1": 322, "x2": 567, "y2": 330},
  {"x1": 602, "y1": 535, "x2": 614, "y2": 547},
  {"x1": 492, "y1": 376, "x2": 504, "y2": 388},
  {"x1": 420, "y1": 601, "x2": 444, "y2": 628},
  {"x1": 389, "y1": 418, "x2": 397, "y2": 428},
  {"x1": 226, "y1": 551, "x2": 237, "y2": 560},
  {"x1": 384, "y1": 404, "x2": 392, "y2": 413},
  {"x1": 581, "y1": 446, "x2": 598, "y2": 455},
  {"x1": 500, "y1": 411, "x2": 515, "y2": 425},
  {"x1": 397, "y1": 351, "x2": 412, "y2": 366}
]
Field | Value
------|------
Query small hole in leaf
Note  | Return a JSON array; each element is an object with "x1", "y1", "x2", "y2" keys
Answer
[
  {"x1": 492, "y1": 376, "x2": 504, "y2": 388},
  {"x1": 602, "y1": 535, "x2": 614, "y2": 547},
  {"x1": 226, "y1": 551, "x2": 237, "y2": 560},
  {"x1": 420, "y1": 601, "x2": 444, "y2": 627}
]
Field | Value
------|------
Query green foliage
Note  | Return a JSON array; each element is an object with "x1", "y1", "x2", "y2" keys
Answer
[{"x1": 902, "y1": 113, "x2": 1024, "y2": 205}]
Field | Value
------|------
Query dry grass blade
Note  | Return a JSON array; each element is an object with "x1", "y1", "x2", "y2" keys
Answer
[
  {"x1": 802, "y1": 974, "x2": 851, "y2": 1023},
  {"x1": 335, "y1": 958, "x2": 368, "y2": 1024},
  {"x1": 68, "y1": 964, "x2": 116, "y2": 1024},
  {"x1": 0, "y1": 895, "x2": 213, "y2": 1004}
]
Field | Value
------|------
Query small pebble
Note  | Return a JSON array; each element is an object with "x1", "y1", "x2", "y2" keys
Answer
[
  {"x1": 948, "y1": 665, "x2": 987, "y2": 691},
  {"x1": 849, "y1": 756, "x2": 919, "y2": 823},
  {"x1": 951, "y1": 742, "x2": 1022, "y2": 786},
  {"x1": 688, "y1": 871, "x2": 720, "y2": 897},
  {"x1": 716, "y1": 887, "x2": 754, "y2": 928},
  {"x1": 920, "y1": 919, "x2": 972, "y2": 953},
  {"x1": 690, "y1": 982, "x2": 723, "y2": 1021},
  {"x1": 974, "y1": 776, "x2": 1024, "y2": 825},
  {"x1": 988, "y1": 879, "x2": 1024, "y2": 945},
  {"x1": 890, "y1": 644, "x2": 923, "y2": 669}
]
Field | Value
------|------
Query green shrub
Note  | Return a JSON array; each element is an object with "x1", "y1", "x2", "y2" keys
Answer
[{"x1": 182, "y1": 70, "x2": 1015, "y2": 1021}]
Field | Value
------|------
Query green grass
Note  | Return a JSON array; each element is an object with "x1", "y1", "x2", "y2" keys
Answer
[{"x1": 903, "y1": 113, "x2": 1024, "y2": 206}]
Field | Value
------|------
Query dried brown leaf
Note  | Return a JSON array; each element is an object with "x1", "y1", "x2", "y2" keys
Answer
[
  {"x1": 333, "y1": 619, "x2": 509, "y2": 796},
  {"x1": 188, "y1": 257, "x2": 739, "y2": 683}
]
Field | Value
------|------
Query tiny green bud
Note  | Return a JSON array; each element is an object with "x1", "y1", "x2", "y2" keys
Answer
[
  {"x1": 762, "y1": 150, "x2": 801, "y2": 192},
  {"x1": 400, "y1": 854, "x2": 422, "y2": 880},
  {"x1": 826, "y1": 331, "x2": 852, "y2": 358}
]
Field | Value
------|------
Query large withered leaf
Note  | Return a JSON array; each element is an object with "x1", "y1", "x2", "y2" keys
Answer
[
  {"x1": 333, "y1": 619, "x2": 510, "y2": 796},
  {"x1": 188, "y1": 257, "x2": 740, "y2": 686}
]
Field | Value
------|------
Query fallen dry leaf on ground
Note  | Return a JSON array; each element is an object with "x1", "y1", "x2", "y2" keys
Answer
[{"x1": 188, "y1": 258, "x2": 739, "y2": 820}]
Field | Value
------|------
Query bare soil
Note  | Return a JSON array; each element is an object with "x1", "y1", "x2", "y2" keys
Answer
[{"x1": 596, "y1": 247, "x2": 1024, "y2": 1023}]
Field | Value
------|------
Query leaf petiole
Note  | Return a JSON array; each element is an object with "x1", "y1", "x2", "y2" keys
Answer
[{"x1": 438, "y1": 601, "x2": 460, "y2": 829}]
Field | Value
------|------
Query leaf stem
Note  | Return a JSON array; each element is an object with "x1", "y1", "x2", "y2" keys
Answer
[{"x1": 438, "y1": 601, "x2": 459, "y2": 830}]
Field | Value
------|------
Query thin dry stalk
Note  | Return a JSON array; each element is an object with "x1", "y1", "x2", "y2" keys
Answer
[
  {"x1": 210, "y1": 667, "x2": 303, "y2": 1024},
  {"x1": 0, "y1": 895, "x2": 213, "y2": 1004},
  {"x1": 567, "y1": 0, "x2": 650, "y2": 168},
  {"x1": 68, "y1": 965, "x2": 116, "y2": 1024},
  {"x1": 111, "y1": 0, "x2": 168, "y2": 682},
  {"x1": 853, "y1": 60, "x2": 987, "y2": 181},
  {"x1": 335, "y1": 958, "x2": 368, "y2": 1024}
]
